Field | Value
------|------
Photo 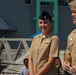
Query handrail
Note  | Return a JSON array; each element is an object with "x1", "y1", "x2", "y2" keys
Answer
[{"x1": 0, "y1": 38, "x2": 32, "y2": 63}]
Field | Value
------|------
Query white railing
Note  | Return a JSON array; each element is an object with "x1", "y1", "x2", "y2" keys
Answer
[{"x1": 0, "y1": 38, "x2": 32, "y2": 63}]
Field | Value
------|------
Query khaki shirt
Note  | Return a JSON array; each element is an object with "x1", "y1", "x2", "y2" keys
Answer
[
  {"x1": 29, "y1": 31, "x2": 59, "y2": 75},
  {"x1": 66, "y1": 29, "x2": 76, "y2": 66}
]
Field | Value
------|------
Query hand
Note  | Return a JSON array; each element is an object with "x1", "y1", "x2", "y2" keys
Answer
[
  {"x1": 62, "y1": 61, "x2": 70, "y2": 71},
  {"x1": 72, "y1": 65, "x2": 76, "y2": 74}
]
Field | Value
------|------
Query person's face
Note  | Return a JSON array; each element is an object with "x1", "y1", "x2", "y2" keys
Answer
[
  {"x1": 24, "y1": 62, "x2": 28, "y2": 67},
  {"x1": 39, "y1": 19, "x2": 52, "y2": 35},
  {"x1": 71, "y1": 11, "x2": 76, "y2": 25}
]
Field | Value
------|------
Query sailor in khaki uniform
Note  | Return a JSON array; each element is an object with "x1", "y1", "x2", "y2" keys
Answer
[
  {"x1": 62, "y1": 0, "x2": 76, "y2": 74},
  {"x1": 28, "y1": 11, "x2": 60, "y2": 75},
  {"x1": 66, "y1": 29, "x2": 76, "y2": 66}
]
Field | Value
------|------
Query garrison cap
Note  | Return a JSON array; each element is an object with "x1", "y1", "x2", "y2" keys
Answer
[
  {"x1": 39, "y1": 11, "x2": 52, "y2": 22},
  {"x1": 69, "y1": 0, "x2": 76, "y2": 11}
]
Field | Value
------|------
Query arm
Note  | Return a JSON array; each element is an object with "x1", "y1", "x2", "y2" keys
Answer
[
  {"x1": 64, "y1": 53, "x2": 72, "y2": 63},
  {"x1": 56, "y1": 57, "x2": 61, "y2": 69},
  {"x1": 64, "y1": 36, "x2": 72, "y2": 64},
  {"x1": 29, "y1": 56, "x2": 34, "y2": 75},
  {"x1": 65, "y1": 53, "x2": 76, "y2": 74},
  {"x1": 62, "y1": 53, "x2": 71, "y2": 71},
  {"x1": 28, "y1": 38, "x2": 35, "y2": 75},
  {"x1": 62, "y1": 35, "x2": 73, "y2": 71}
]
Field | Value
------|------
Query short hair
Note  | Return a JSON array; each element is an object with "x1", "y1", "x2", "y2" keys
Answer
[
  {"x1": 23, "y1": 58, "x2": 28, "y2": 63},
  {"x1": 39, "y1": 11, "x2": 52, "y2": 22},
  {"x1": 69, "y1": 0, "x2": 76, "y2": 11}
]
